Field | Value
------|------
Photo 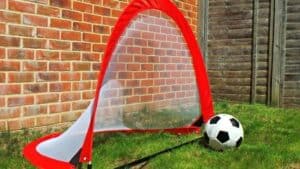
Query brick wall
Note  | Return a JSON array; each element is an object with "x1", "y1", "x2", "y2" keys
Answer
[{"x1": 0, "y1": 0, "x2": 198, "y2": 131}]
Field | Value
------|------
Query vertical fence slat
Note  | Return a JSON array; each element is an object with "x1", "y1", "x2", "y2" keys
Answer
[
  {"x1": 267, "y1": 0, "x2": 275, "y2": 105},
  {"x1": 251, "y1": 0, "x2": 259, "y2": 103}
]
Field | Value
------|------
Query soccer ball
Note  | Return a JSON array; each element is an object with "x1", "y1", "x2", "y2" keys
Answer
[{"x1": 203, "y1": 114, "x2": 244, "y2": 151}]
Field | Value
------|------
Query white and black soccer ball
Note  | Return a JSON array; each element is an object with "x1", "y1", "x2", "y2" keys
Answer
[{"x1": 203, "y1": 114, "x2": 244, "y2": 151}]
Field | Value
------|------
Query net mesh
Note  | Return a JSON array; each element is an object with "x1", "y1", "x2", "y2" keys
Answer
[
  {"x1": 95, "y1": 9, "x2": 200, "y2": 130},
  {"x1": 36, "y1": 9, "x2": 200, "y2": 163}
]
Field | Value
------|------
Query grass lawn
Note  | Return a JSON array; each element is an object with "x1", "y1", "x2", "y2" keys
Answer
[{"x1": 0, "y1": 102, "x2": 299, "y2": 169}]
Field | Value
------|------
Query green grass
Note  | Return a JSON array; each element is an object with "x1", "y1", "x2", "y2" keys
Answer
[{"x1": 0, "y1": 103, "x2": 299, "y2": 169}]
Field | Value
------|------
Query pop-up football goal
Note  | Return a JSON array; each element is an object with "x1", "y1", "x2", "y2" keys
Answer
[{"x1": 23, "y1": 0, "x2": 214, "y2": 168}]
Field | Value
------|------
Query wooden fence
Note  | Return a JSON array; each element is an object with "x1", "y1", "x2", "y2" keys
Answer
[{"x1": 199, "y1": 0, "x2": 300, "y2": 108}]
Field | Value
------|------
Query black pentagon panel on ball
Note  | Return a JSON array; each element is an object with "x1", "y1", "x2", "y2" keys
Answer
[
  {"x1": 230, "y1": 118, "x2": 240, "y2": 128},
  {"x1": 236, "y1": 137, "x2": 243, "y2": 147},
  {"x1": 210, "y1": 116, "x2": 221, "y2": 124},
  {"x1": 216, "y1": 131, "x2": 229, "y2": 143}
]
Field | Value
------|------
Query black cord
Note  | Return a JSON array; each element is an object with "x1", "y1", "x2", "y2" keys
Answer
[{"x1": 114, "y1": 137, "x2": 202, "y2": 169}]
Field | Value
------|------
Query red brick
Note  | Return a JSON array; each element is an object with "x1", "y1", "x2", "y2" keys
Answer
[
  {"x1": 73, "y1": 62, "x2": 90, "y2": 71},
  {"x1": 49, "y1": 102, "x2": 71, "y2": 114},
  {"x1": 93, "y1": 25, "x2": 110, "y2": 34},
  {"x1": 23, "y1": 105, "x2": 47, "y2": 116},
  {"x1": 72, "y1": 82, "x2": 91, "y2": 91},
  {"x1": 73, "y1": 22, "x2": 92, "y2": 32},
  {"x1": 23, "y1": 15, "x2": 48, "y2": 27},
  {"x1": 103, "y1": 17, "x2": 117, "y2": 25},
  {"x1": 83, "y1": 91, "x2": 94, "y2": 99},
  {"x1": 23, "y1": 61, "x2": 47, "y2": 71},
  {"x1": 133, "y1": 55, "x2": 146, "y2": 63},
  {"x1": 23, "y1": 38, "x2": 47, "y2": 49},
  {"x1": 127, "y1": 47, "x2": 141, "y2": 54},
  {"x1": 142, "y1": 48, "x2": 154, "y2": 55},
  {"x1": 61, "y1": 72, "x2": 80, "y2": 81},
  {"x1": 9, "y1": 0, "x2": 35, "y2": 13},
  {"x1": 0, "y1": 73, "x2": 5, "y2": 83},
  {"x1": 141, "y1": 95, "x2": 152, "y2": 102},
  {"x1": 61, "y1": 52, "x2": 80, "y2": 61},
  {"x1": 126, "y1": 96, "x2": 140, "y2": 104},
  {"x1": 0, "y1": 61, "x2": 20, "y2": 71},
  {"x1": 82, "y1": 72, "x2": 97, "y2": 80},
  {"x1": 24, "y1": 83, "x2": 48, "y2": 94},
  {"x1": 50, "y1": 18, "x2": 71, "y2": 29},
  {"x1": 142, "y1": 32, "x2": 154, "y2": 40},
  {"x1": 141, "y1": 80, "x2": 153, "y2": 86},
  {"x1": 134, "y1": 88, "x2": 147, "y2": 95},
  {"x1": 8, "y1": 96, "x2": 34, "y2": 107},
  {"x1": 37, "y1": 5, "x2": 60, "y2": 17},
  {"x1": 50, "y1": 82, "x2": 71, "y2": 92},
  {"x1": 0, "y1": 36, "x2": 20, "y2": 47},
  {"x1": 82, "y1": 53, "x2": 100, "y2": 61},
  {"x1": 73, "y1": 42, "x2": 91, "y2": 51},
  {"x1": 102, "y1": 0, "x2": 119, "y2": 8},
  {"x1": 49, "y1": 62, "x2": 70, "y2": 71},
  {"x1": 7, "y1": 120, "x2": 21, "y2": 130},
  {"x1": 0, "y1": 49, "x2": 4, "y2": 58},
  {"x1": 73, "y1": 2, "x2": 92, "y2": 13},
  {"x1": 127, "y1": 64, "x2": 140, "y2": 71},
  {"x1": 101, "y1": 35, "x2": 109, "y2": 43},
  {"x1": 61, "y1": 92, "x2": 81, "y2": 102},
  {"x1": 134, "y1": 72, "x2": 147, "y2": 79},
  {"x1": 84, "y1": 14, "x2": 101, "y2": 24},
  {"x1": 7, "y1": 49, "x2": 34, "y2": 60},
  {"x1": 49, "y1": 40, "x2": 71, "y2": 50},
  {"x1": 92, "y1": 63, "x2": 100, "y2": 71},
  {"x1": 72, "y1": 101, "x2": 89, "y2": 111},
  {"x1": 61, "y1": 31, "x2": 81, "y2": 41},
  {"x1": 118, "y1": 72, "x2": 132, "y2": 79},
  {"x1": 154, "y1": 94, "x2": 165, "y2": 101},
  {"x1": 141, "y1": 64, "x2": 154, "y2": 71},
  {"x1": 0, "y1": 23, "x2": 6, "y2": 34},
  {"x1": 37, "y1": 72, "x2": 59, "y2": 81},
  {"x1": 148, "y1": 87, "x2": 159, "y2": 94},
  {"x1": 0, "y1": 0, "x2": 6, "y2": 9},
  {"x1": 165, "y1": 92, "x2": 175, "y2": 99},
  {"x1": 92, "y1": 44, "x2": 105, "y2": 52},
  {"x1": 36, "y1": 115, "x2": 60, "y2": 126},
  {"x1": 37, "y1": 28, "x2": 59, "y2": 39},
  {"x1": 21, "y1": 118, "x2": 35, "y2": 128},
  {"x1": 50, "y1": 0, "x2": 71, "y2": 8},
  {"x1": 0, "y1": 11, "x2": 21, "y2": 23},
  {"x1": 112, "y1": 9, "x2": 122, "y2": 18},
  {"x1": 83, "y1": 33, "x2": 100, "y2": 42},
  {"x1": 8, "y1": 72, "x2": 34, "y2": 83},
  {"x1": 94, "y1": 6, "x2": 111, "y2": 16},
  {"x1": 62, "y1": 10, "x2": 82, "y2": 21},
  {"x1": 0, "y1": 97, "x2": 5, "y2": 107},
  {"x1": 36, "y1": 50, "x2": 59, "y2": 60},
  {"x1": 0, "y1": 84, "x2": 20, "y2": 95},
  {"x1": 0, "y1": 107, "x2": 21, "y2": 119},
  {"x1": 36, "y1": 94, "x2": 59, "y2": 104}
]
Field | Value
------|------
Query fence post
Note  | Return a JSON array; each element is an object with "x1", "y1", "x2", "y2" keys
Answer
[{"x1": 270, "y1": 0, "x2": 287, "y2": 106}]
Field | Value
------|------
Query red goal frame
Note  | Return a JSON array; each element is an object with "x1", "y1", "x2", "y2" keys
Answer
[{"x1": 23, "y1": 0, "x2": 214, "y2": 168}]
